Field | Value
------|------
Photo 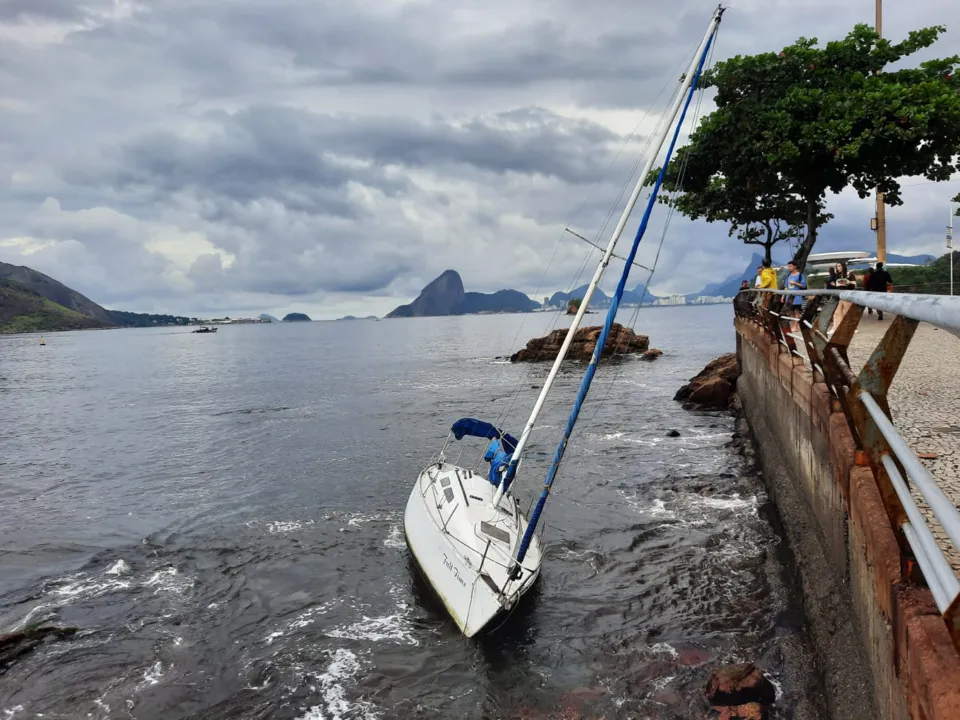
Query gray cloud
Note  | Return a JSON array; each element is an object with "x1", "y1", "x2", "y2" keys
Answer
[{"x1": 0, "y1": 0, "x2": 957, "y2": 317}]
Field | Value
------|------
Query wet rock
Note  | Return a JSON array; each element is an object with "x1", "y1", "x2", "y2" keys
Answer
[
  {"x1": 0, "y1": 625, "x2": 78, "y2": 672},
  {"x1": 705, "y1": 663, "x2": 776, "y2": 707},
  {"x1": 666, "y1": 429, "x2": 681, "y2": 437},
  {"x1": 511, "y1": 323, "x2": 649, "y2": 363},
  {"x1": 675, "y1": 353, "x2": 739, "y2": 410},
  {"x1": 709, "y1": 702, "x2": 768, "y2": 719},
  {"x1": 641, "y1": 348, "x2": 663, "y2": 361}
]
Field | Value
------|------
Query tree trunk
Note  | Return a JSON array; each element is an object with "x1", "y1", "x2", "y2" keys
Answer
[
  {"x1": 792, "y1": 198, "x2": 819, "y2": 272},
  {"x1": 763, "y1": 241, "x2": 773, "y2": 264}
]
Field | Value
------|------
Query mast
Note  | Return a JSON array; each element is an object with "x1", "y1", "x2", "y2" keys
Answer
[
  {"x1": 491, "y1": 6, "x2": 725, "y2": 508},
  {"x1": 512, "y1": 10, "x2": 723, "y2": 565}
]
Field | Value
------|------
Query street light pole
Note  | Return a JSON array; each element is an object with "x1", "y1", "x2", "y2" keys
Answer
[
  {"x1": 949, "y1": 203, "x2": 955, "y2": 296},
  {"x1": 875, "y1": 0, "x2": 887, "y2": 263}
]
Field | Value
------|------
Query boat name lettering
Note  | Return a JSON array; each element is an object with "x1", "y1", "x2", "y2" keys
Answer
[{"x1": 442, "y1": 553, "x2": 467, "y2": 587}]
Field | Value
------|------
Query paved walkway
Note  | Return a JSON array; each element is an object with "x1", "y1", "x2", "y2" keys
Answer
[{"x1": 845, "y1": 315, "x2": 960, "y2": 574}]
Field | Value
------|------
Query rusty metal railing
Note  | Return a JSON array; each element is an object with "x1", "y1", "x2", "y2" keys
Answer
[{"x1": 736, "y1": 287, "x2": 960, "y2": 649}]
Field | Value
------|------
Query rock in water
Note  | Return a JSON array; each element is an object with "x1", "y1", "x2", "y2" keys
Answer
[
  {"x1": 674, "y1": 353, "x2": 738, "y2": 409},
  {"x1": 641, "y1": 348, "x2": 663, "y2": 361},
  {"x1": 705, "y1": 663, "x2": 776, "y2": 707},
  {"x1": 510, "y1": 324, "x2": 648, "y2": 363}
]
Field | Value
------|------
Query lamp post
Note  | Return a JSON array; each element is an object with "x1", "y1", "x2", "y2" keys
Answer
[
  {"x1": 949, "y1": 203, "x2": 956, "y2": 296},
  {"x1": 874, "y1": 0, "x2": 887, "y2": 263}
]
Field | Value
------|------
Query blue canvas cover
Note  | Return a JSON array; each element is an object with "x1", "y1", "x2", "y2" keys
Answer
[{"x1": 449, "y1": 418, "x2": 518, "y2": 490}]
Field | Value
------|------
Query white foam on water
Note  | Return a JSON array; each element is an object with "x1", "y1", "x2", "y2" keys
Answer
[
  {"x1": 265, "y1": 600, "x2": 339, "y2": 644},
  {"x1": 382, "y1": 525, "x2": 404, "y2": 549},
  {"x1": 143, "y1": 567, "x2": 192, "y2": 595},
  {"x1": 346, "y1": 512, "x2": 390, "y2": 527},
  {"x1": 767, "y1": 674, "x2": 783, "y2": 700},
  {"x1": 647, "y1": 642, "x2": 679, "y2": 658},
  {"x1": 692, "y1": 493, "x2": 758, "y2": 516},
  {"x1": 268, "y1": 521, "x2": 302, "y2": 534},
  {"x1": 105, "y1": 559, "x2": 130, "y2": 576},
  {"x1": 652, "y1": 675, "x2": 676, "y2": 690},
  {"x1": 327, "y1": 585, "x2": 418, "y2": 646},
  {"x1": 141, "y1": 661, "x2": 164, "y2": 686},
  {"x1": 51, "y1": 575, "x2": 131, "y2": 598},
  {"x1": 327, "y1": 614, "x2": 418, "y2": 646},
  {"x1": 2, "y1": 706, "x2": 24, "y2": 719},
  {"x1": 296, "y1": 649, "x2": 380, "y2": 720}
]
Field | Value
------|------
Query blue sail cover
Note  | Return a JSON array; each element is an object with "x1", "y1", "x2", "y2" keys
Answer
[{"x1": 450, "y1": 418, "x2": 518, "y2": 490}]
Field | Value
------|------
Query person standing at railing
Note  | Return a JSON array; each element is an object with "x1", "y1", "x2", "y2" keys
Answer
[
  {"x1": 783, "y1": 259, "x2": 807, "y2": 332},
  {"x1": 865, "y1": 262, "x2": 893, "y2": 320},
  {"x1": 827, "y1": 262, "x2": 852, "y2": 333}
]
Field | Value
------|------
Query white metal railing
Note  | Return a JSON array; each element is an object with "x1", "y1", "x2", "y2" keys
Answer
[{"x1": 741, "y1": 287, "x2": 960, "y2": 622}]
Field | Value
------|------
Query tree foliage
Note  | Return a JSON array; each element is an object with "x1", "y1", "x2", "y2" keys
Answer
[{"x1": 661, "y1": 24, "x2": 960, "y2": 270}]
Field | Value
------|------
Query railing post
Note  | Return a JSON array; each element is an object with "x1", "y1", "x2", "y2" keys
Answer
[{"x1": 845, "y1": 315, "x2": 919, "y2": 567}]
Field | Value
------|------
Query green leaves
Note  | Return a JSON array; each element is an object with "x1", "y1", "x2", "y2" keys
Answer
[{"x1": 660, "y1": 23, "x2": 960, "y2": 269}]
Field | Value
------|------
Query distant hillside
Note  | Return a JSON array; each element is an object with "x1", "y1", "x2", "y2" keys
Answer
[
  {"x1": 0, "y1": 278, "x2": 107, "y2": 334},
  {"x1": 282, "y1": 313, "x2": 312, "y2": 322},
  {"x1": 386, "y1": 270, "x2": 538, "y2": 318},
  {"x1": 0, "y1": 261, "x2": 113, "y2": 323},
  {"x1": 887, "y1": 250, "x2": 958, "y2": 295},
  {"x1": 547, "y1": 282, "x2": 660, "y2": 308},
  {"x1": 0, "y1": 260, "x2": 193, "y2": 331},
  {"x1": 688, "y1": 252, "x2": 766, "y2": 299}
]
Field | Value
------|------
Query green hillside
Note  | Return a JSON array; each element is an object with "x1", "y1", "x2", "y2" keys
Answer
[
  {"x1": 888, "y1": 251, "x2": 958, "y2": 295},
  {"x1": 0, "y1": 278, "x2": 107, "y2": 334}
]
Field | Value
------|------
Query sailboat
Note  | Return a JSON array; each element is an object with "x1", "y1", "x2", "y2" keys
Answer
[{"x1": 403, "y1": 6, "x2": 726, "y2": 637}]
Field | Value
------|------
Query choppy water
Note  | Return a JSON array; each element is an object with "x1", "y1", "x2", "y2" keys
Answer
[{"x1": 1, "y1": 306, "x2": 819, "y2": 719}]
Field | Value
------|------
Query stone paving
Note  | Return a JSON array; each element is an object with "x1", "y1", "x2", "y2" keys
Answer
[{"x1": 845, "y1": 314, "x2": 960, "y2": 574}]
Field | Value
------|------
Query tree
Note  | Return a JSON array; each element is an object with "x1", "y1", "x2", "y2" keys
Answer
[
  {"x1": 653, "y1": 145, "x2": 830, "y2": 264},
  {"x1": 566, "y1": 298, "x2": 582, "y2": 315},
  {"x1": 664, "y1": 24, "x2": 960, "y2": 270},
  {"x1": 954, "y1": 192, "x2": 960, "y2": 215}
]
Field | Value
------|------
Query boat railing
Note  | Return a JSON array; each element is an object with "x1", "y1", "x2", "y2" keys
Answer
[{"x1": 736, "y1": 287, "x2": 960, "y2": 650}]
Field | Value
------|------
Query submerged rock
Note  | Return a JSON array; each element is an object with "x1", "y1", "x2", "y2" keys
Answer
[
  {"x1": 674, "y1": 353, "x2": 738, "y2": 409},
  {"x1": 641, "y1": 348, "x2": 663, "y2": 361},
  {"x1": 511, "y1": 323, "x2": 649, "y2": 363},
  {"x1": 705, "y1": 662, "x2": 776, "y2": 707}
]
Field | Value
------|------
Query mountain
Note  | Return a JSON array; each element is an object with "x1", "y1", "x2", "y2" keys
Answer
[
  {"x1": 259, "y1": 313, "x2": 279, "y2": 323},
  {"x1": 547, "y1": 282, "x2": 660, "y2": 308},
  {"x1": 621, "y1": 283, "x2": 661, "y2": 305},
  {"x1": 1, "y1": 261, "x2": 114, "y2": 324},
  {"x1": 0, "y1": 260, "x2": 193, "y2": 330},
  {"x1": 458, "y1": 289, "x2": 539, "y2": 314},
  {"x1": 687, "y1": 252, "x2": 765, "y2": 299},
  {"x1": 886, "y1": 253, "x2": 935, "y2": 265},
  {"x1": 547, "y1": 285, "x2": 611, "y2": 308},
  {"x1": 387, "y1": 270, "x2": 465, "y2": 318},
  {"x1": 386, "y1": 270, "x2": 538, "y2": 318},
  {"x1": 336, "y1": 315, "x2": 378, "y2": 321},
  {"x1": 1, "y1": 278, "x2": 108, "y2": 334},
  {"x1": 282, "y1": 313, "x2": 312, "y2": 322}
]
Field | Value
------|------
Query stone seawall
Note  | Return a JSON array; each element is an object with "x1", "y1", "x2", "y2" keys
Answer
[{"x1": 734, "y1": 318, "x2": 960, "y2": 720}]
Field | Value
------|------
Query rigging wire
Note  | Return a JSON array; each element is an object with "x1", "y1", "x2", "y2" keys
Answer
[{"x1": 532, "y1": 24, "x2": 721, "y2": 502}]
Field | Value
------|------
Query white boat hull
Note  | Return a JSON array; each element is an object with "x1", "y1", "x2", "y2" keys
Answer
[{"x1": 404, "y1": 462, "x2": 542, "y2": 637}]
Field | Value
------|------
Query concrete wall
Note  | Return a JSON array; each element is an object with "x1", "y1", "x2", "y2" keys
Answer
[{"x1": 735, "y1": 317, "x2": 960, "y2": 720}]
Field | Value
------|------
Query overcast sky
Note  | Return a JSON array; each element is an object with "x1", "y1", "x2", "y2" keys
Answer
[{"x1": 1, "y1": 0, "x2": 957, "y2": 319}]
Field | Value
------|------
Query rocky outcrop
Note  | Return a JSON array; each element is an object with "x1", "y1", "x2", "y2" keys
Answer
[
  {"x1": 281, "y1": 313, "x2": 312, "y2": 322},
  {"x1": 641, "y1": 348, "x2": 663, "y2": 361},
  {"x1": 386, "y1": 270, "x2": 539, "y2": 318},
  {"x1": 510, "y1": 323, "x2": 648, "y2": 362},
  {"x1": 675, "y1": 353, "x2": 739, "y2": 409},
  {"x1": 1, "y1": 625, "x2": 78, "y2": 672},
  {"x1": 705, "y1": 663, "x2": 776, "y2": 719}
]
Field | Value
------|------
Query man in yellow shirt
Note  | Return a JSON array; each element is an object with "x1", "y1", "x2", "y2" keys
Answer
[{"x1": 758, "y1": 258, "x2": 778, "y2": 289}]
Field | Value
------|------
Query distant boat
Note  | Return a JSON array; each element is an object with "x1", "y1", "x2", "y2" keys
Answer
[
  {"x1": 39, "y1": 336, "x2": 45, "y2": 345},
  {"x1": 192, "y1": 326, "x2": 217, "y2": 334}
]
